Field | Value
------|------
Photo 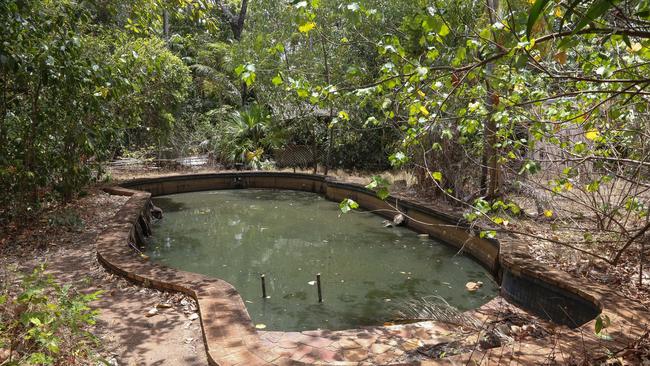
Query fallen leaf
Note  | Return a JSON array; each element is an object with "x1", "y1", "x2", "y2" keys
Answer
[{"x1": 146, "y1": 308, "x2": 158, "y2": 317}]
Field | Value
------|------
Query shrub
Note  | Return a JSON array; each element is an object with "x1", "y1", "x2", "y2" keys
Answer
[{"x1": 0, "y1": 265, "x2": 103, "y2": 365}]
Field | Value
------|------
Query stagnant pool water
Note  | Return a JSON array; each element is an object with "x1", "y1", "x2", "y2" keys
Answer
[{"x1": 147, "y1": 189, "x2": 497, "y2": 331}]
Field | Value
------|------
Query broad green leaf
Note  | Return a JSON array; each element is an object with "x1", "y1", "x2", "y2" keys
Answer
[
  {"x1": 377, "y1": 187, "x2": 390, "y2": 200},
  {"x1": 573, "y1": 0, "x2": 619, "y2": 34},
  {"x1": 480, "y1": 230, "x2": 497, "y2": 239},
  {"x1": 365, "y1": 176, "x2": 390, "y2": 200},
  {"x1": 389, "y1": 152, "x2": 408, "y2": 167},
  {"x1": 595, "y1": 315, "x2": 603, "y2": 334},
  {"x1": 526, "y1": 0, "x2": 551, "y2": 38},
  {"x1": 339, "y1": 198, "x2": 359, "y2": 213},
  {"x1": 432, "y1": 171, "x2": 442, "y2": 182},
  {"x1": 559, "y1": 0, "x2": 584, "y2": 31}
]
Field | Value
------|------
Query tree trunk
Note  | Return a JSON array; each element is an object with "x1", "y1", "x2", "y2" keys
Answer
[
  {"x1": 480, "y1": 0, "x2": 500, "y2": 198},
  {"x1": 217, "y1": 0, "x2": 249, "y2": 104},
  {"x1": 218, "y1": 0, "x2": 249, "y2": 41},
  {"x1": 163, "y1": 9, "x2": 170, "y2": 39},
  {"x1": 0, "y1": 70, "x2": 7, "y2": 149},
  {"x1": 321, "y1": 35, "x2": 333, "y2": 175},
  {"x1": 312, "y1": 130, "x2": 318, "y2": 174}
]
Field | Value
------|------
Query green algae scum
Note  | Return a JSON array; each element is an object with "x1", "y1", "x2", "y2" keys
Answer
[{"x1": 147, "y1": 189, "x2": 498, "y2": 331}]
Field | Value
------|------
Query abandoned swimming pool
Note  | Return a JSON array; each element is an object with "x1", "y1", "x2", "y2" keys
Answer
[{"x1": 146, "y1": 189, "x2": 498, "y2": 331}]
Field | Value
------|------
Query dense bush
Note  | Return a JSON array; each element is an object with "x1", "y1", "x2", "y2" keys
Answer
[
  {"x1": 116, "y1": 38, "x2": 192, "y2": 150},
  {"x1": 0, "y1": 1, "x2": 191, "y2": 218}
]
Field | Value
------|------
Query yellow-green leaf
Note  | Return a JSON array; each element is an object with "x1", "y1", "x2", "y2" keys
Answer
[
  {"x1": 438, "y1": 24, "x2": 450, "y2": 37},
  {"x1": 298, "y1": 22, "x2": 316, "y2": 33},
  {"x1": 432, "y1": 171, "x2": 442, "y2": 182},
  {"x1": 585, "y1": 129, "x2": 600, "y2": 140}
]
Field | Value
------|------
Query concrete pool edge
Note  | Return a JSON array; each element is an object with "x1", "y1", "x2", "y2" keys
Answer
[{"x1": 97, "y1": 172, "x2": 649, "y2": 365}]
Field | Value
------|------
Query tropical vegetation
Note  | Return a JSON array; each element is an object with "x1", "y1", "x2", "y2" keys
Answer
[{"x1": 1, "y1": 0, "x2": 650, "y2": 362}]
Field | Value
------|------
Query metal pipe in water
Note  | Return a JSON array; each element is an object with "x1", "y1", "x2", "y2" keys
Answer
[
  {"x1": 317, "y1": 273, "x2": 323, "y2": 303},
  {"x1": 261, "y1": 274, "x2": 267, "y2": 299}
]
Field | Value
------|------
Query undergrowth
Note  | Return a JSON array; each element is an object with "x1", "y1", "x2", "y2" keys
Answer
[{"x1": 0, "y1": 265, "x2": 103, "y2": 365}]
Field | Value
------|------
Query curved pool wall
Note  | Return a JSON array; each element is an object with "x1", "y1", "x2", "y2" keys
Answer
[
  {"x1": 98, "y1": 172, "x2": 650, "y2": 365},
  {"x1": 119, "y1": 172, "x2": 598, "y2": 327}
]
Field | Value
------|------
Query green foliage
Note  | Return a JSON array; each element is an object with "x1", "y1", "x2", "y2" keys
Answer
[
  {"x1": 116, "y1": 37, "x2": 192, "y2": 148},
  {"x1": 235, "y1": 63, "x2": 257, "y2": 87},
  {"x1": 2, "y1": 0, "x2": 649, "y2": 265},
  {"x1": 0, "y1": 0, "x2": 191, "y2": 217},
  {"x1": 215, "y1": 104, "x2": 284, "y2": 168},
  {"x1": 1, "y1": 0, "x2": 117, "y2": 208},
  {"x1": 339, "y1": 198, "x2": 359, "y2": 214},
  {"x1": 0, "y1": 265, "x2": 103, "y2": 365},
  {"x1": 527, "y1": 0, "x2": 552, "y2": 37},
  {"x1": 365, "y1": 175, "x2": 390, "y2": 200},
  {"x1": 594, "y1": 314, "x2": 612, "y2": 339}
]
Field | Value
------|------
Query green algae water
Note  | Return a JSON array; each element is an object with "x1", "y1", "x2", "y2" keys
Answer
[{"x1": 147, "y1": 189, "x2": 497, "y2": 331}]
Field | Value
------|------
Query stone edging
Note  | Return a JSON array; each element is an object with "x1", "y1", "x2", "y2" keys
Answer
[{"x1": 96, "y1": 173, "x2": 649, "y2": 365}]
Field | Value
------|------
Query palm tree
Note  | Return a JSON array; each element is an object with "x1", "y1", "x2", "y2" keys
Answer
[{"x1": 218, "y1": 104, "x2": 284, "y2": 167}]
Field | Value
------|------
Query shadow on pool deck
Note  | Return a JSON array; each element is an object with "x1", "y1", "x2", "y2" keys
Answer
[{"x1": 15, "y1": 205, "x2": 209, "y2": 366}]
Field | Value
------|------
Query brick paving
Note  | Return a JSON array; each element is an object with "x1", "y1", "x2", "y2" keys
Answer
[{"x1": 256, "y1": 321, "x2": 456, "y2": 364}]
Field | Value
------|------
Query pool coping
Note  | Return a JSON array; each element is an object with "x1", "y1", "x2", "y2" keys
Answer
[{"x1": 96, "y1": 172, "x2": 649, "y2": 365}]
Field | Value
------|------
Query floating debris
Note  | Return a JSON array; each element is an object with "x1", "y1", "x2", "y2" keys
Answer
[
  {"x1": 465, "y1": 281, "x2": 483, "y2": 292},
  {"x1": 393, "y1": 213, "x2": 405, "y2": 226}
]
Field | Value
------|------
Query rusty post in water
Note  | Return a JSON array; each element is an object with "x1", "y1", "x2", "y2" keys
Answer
[
  {"x1": 316, "y1": 273, "x2": 323, "y2": 303},
  {"x1": 261, "y1": 274, "x2": 267, "y2": 299}
]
